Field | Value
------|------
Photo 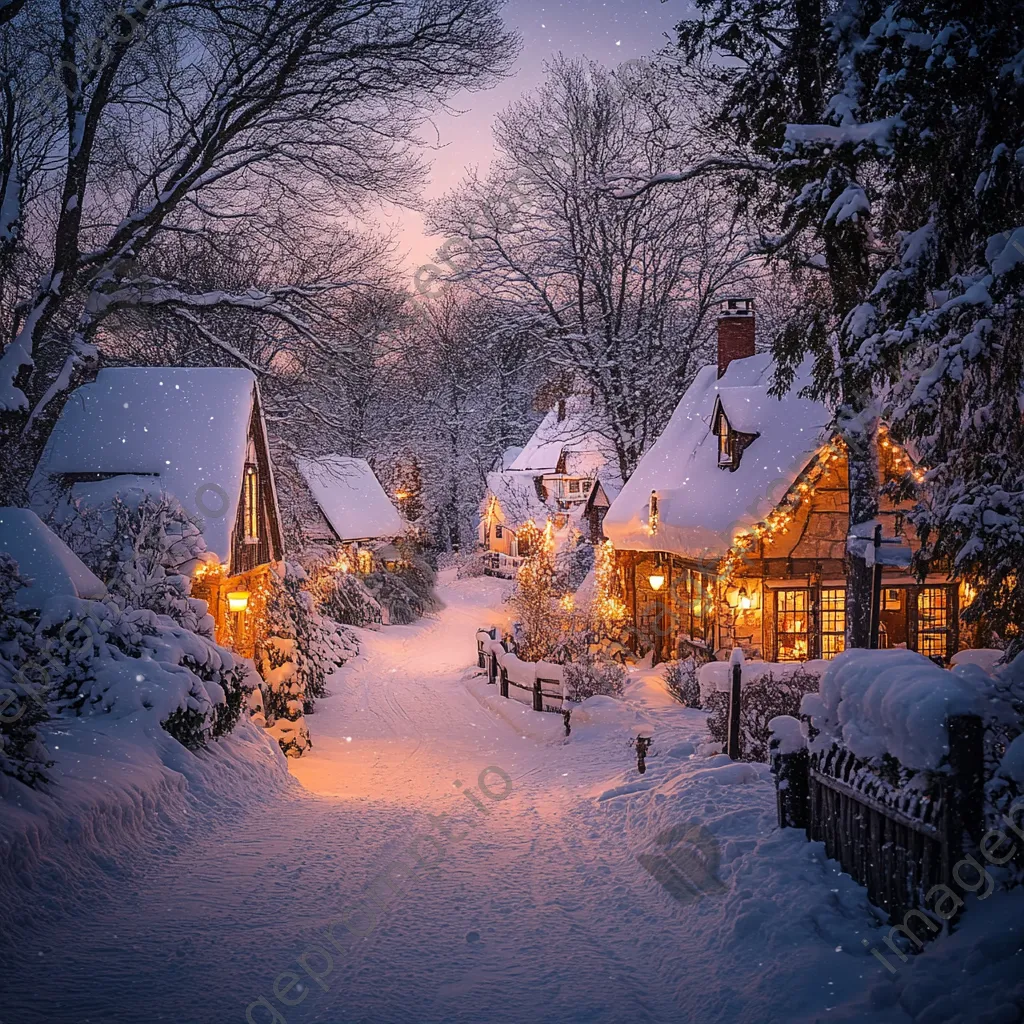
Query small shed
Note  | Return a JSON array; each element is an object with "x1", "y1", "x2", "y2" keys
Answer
[{"x1": 296, "y1": 455, "x2": 404, "y2": 564}]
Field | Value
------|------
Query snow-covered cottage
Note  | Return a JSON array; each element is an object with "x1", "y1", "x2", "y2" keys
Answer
[
  {"x1": 29, "y1": 367, "x2": 283, "y2": 654},
  {"x1": 293, "y1": 455, "x2": 405, "y2": 569},
  {"x1": 604, "y1": 299, "x2": 961, "y2": 664},
  {"x1": 479, "y1": 394, "x2": 620, "y2": 571}
]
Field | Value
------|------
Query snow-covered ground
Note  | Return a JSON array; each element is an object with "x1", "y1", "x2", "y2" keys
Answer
[{"x1": 1, "y1": 571, "x2": 1021, "y2": 1024}]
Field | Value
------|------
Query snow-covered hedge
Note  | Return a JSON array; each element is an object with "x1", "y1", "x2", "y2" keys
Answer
[
  {"x1": 1, "y1": 555, "x2": 260, "y2": 786},
  {"x1": 312, "y1": 565, "x2": 383, "y2": 627},
  {"x1": 800, "y1": 649, "x2": 984, "y2": 771},
  {"x1": 56, "y1": 491, "x2": 214, "y2": 635},
  {"x1": 704, "y1": 663, "x2": 823, "y2": 763}
]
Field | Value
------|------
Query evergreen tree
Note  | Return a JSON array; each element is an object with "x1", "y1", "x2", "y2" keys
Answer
[{"x1": 671, "y1": 0, "x2": 893, "y2": 646}]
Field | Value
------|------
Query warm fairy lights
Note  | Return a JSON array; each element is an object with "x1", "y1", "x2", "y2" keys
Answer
[
  {"x1": 718, "y1": 429, "x2": 928, "y2": 584},
  {"x1": 594, "y1": 539, "x2": 629, "y2": 628}
]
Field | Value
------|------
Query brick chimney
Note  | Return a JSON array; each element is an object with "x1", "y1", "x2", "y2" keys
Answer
[{"x1": 717, "y1": 297, "x2": 755, "y2": 378}]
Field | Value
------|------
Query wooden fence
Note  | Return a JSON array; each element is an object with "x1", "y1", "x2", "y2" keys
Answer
[
  {"x1": 481, "y1": 552, "x2": 525, "y2": 579},
  {"x1": 476, "y1": 628, "x2": 566, "y2": 714},
  {"x1": 771, "y1": 713, "x2": 984, "y2": 924}
]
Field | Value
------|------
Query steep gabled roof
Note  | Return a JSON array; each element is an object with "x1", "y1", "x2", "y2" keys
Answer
[
  {"x1": 604, "y1": 353, "x2": 832, "y2": 561},
  {"x1": 483, "y1": 471, "x2": 549, "y2": 531},
  {"x1": 297, "y1": 455, "x2": 404, "y2": 543},
  {"x1": 30, "y1": 367, "x2": 280, "y2": 564},
  {"x1": 508, "y1": 393, "x2": 620, "y2": 487}
]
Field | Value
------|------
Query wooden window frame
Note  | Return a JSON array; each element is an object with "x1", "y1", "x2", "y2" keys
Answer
[
  {"x1": 820, "y1": 587, "x2": 846, "y2": 660},
  {"x1": 243, "y1": 462, "x2": 259, "y2": 544},
  {"x1": 775, "y1": 588, "x2": 810, "y2": 661}
]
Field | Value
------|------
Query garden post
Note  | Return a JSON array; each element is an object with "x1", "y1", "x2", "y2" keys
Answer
[
  {"x1": 533, "y1": 677, "x2": 543, "y2": 712},
  {"x1": 727, "y1": 659, "x2": 742, "y2": 759},
  {"x1": 500, "y1": 666, "x2": 509, "y2": 699},
  {"x1": 945, "y1": 713, "x2": 985, "y2": 861}
]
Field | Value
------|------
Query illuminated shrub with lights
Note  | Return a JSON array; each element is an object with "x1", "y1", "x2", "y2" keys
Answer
[
  {"x1": 563, "y1": 651, "x2": 627, "y2": 702},
  {"x1": 665, "y1": 658, "x2": 701, "y2": 707}
]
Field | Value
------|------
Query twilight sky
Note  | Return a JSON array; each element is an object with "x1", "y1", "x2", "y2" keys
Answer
[{"x1": 380, "y1": 0, "x2": 687, "y2": 279}]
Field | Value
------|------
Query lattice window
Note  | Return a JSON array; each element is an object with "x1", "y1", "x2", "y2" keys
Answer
[
  {"x1": 568, "y1": 479, "x2": 580, "y2": 494},
  {"x1": 649, "y1": 492, "x2": 659, "y2": 534},
  {"x1": 917, "y1": 587, "x2": 949, "y2": 660},
  {"x1": 776, "y1": 589, "x2": 809, "y2": 661},
  {"x1": 820, "y1": 588, "x2": 846, "y2": 659}
]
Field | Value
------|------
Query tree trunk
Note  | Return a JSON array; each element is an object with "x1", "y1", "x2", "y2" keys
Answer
[{"x1": 845, "y1": 417, "x2": 879, "y2": 648}]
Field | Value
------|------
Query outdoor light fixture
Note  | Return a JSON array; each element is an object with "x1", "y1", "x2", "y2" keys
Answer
[
  {"x1": 648, "y1": 574, "x2": 666, "y2": 591},
  {"x1": 227, "y1": 591, "x2": 250, "y2": 612},
  {"x1": 738, "y1": 587, "x2": 752, "y2": 610}
]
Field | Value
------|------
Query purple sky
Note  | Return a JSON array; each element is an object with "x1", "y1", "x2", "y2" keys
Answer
[{"x1": 379, "y1": 0, "x2": 685, "y2": 277}]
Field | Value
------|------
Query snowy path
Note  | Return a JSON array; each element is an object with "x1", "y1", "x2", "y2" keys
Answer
[{"x1": 2, "y1": 574, "x2": 901, "y2": 1024}]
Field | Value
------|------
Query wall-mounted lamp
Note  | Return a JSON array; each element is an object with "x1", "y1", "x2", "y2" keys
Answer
[
  {"x1": 227, "y1": 591, "x2": 250, "y2": 613},
  {"x1": 738, "y1": 587, "x2": 752, "y2": 610},
  {"x1": 648, "y1": 574, "x2": 666, "y2": 592}
]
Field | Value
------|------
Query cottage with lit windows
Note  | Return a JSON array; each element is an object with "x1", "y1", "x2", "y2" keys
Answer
[
  {"x1": 289, "y1": 454, "x2": 406, "y2": 569},
  {"x1": 29, "y1": 367, "x2": 284, "y2": 656},
  {"x1": 479, "y1": 394, "x2": 620, "y2": 573},
  {"x1": 603, "y1": 299, "x2": 962, "y2": 665}
]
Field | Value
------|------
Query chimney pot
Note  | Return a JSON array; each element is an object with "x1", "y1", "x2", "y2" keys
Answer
[{"x1": 717, "y1": 297, "x2": 755, "y2": 378}]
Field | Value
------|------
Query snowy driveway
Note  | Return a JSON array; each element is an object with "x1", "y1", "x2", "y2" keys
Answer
[{"x1": 1, "y1": 574, "x2": 900, "y2": 1024}]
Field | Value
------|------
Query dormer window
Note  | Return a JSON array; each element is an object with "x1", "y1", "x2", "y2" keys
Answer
[
  {"x1": 718, "y1": 426, "x2": 733, "y2": 467},
  {"x1": 712, "y1": 396, "x2": 758, "y2": 472}
]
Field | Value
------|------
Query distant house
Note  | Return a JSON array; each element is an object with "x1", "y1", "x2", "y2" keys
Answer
[
  {"x1": 29, "y1": 367, "x2": 283, "y2": 655},
  {"x1": 604, "y1": 299, "x2": 962, "y2": 664},
  {"x1": 479, "y1": 395, "x2": 620, "y2": 570},
  {"x1": 293, "y1": 455, "x2": 405, "y2": 569}
]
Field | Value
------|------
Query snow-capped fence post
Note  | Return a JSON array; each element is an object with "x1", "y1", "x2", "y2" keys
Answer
[
  {"x1": 726, "y1": 648, "x2": 743, "y2": 759},
  {"x1": 499, "y1": 664, "x2": 509, "y2": 698},
  {"x1": 532, "y1": 677, "x2": 543, "y2": 712},
  {"x1": 944, "y1": 713, "x2": 985, "y2": 864},
  {"x1": 477, "y1": 628, "x2": 497, "y2": 669},
  {"x1": 769, "y1": 717, "x2": 809, "y2": 830}
]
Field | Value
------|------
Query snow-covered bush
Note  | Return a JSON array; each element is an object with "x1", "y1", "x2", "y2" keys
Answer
[
  {"x1": 0, "y1": 556, "x2": 52, "y2": 786},
  {"x1": 563, "y1": 651, "x2": 626, "y2": 703},
  {"x1": 453, "y1": 551, "x2": 489, "y2": 578},
  {"x1": 706, "y1": 667, "x2": 821, "y2": 763},
  {"x1": 665, "y1": 657, "x2": 700, "y2": 707},
  {"x1": 57, "y1": 492, "x2": 213, "y2": 635},
  {"x1": 389, "y1": 551, "x2": 440, "y2": 610},
  {"x1": 364, "y1": 570, "x2": 425, "y2": 625},
  {"x1": 311, "y1": 561, "x2": 383, "y2": 627}
]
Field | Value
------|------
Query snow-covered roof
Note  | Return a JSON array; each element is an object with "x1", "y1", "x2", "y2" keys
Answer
[
  {"x1": 0, "y1": 507, "x2": 106, "y2": 609},
  {"x1": 30, "y1": 367, "x2": 265, "y2": 564},
  {"x1": 484, "y1": 471, "x2": 549, "y2": 531},
  {"x1": 604, "y1": 353, "x2": 832, "y2": 561},
  {"x1": 297, "y1": 456, "x2": 404, "y2": 543},
  {"x1": 508, "y1": 394, "x2": 620, "y2": 487}
]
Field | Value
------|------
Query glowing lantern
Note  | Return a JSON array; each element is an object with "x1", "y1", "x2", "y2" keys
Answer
[
  {"x1": 227, "y1": 591, "x2": 250, "y2": 612},
  {"x1": 738, "y1": 587, "x2": 752, "y2": 610},
  {"x1": 648, "y1": 574, "x2": 666, "y2": 592}
]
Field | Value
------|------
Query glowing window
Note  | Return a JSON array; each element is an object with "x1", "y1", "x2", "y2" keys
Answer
[
  {"x1": 820, "y1": 588, "x2": 846, "y2": 659},
  {"x1": 243, "y1": 463, "x2": 259, "y2": 543},
  {"x1": 776, "y1": 589, "x2": 809, "y2": 661},
  {"x1": 917, "y1": 587, "x2": 949, "y2": 660}
]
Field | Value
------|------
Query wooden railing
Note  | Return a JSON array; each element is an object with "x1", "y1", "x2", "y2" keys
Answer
[
  {"x1": 482, "y1": 552, "x2": 525, "y2": 579},
  {"x1": 476, "y1": 628, "x2": 566, "y2": 714},
  {"x1": 771, "y1": 713, "x2": 984, "y2": 925}
]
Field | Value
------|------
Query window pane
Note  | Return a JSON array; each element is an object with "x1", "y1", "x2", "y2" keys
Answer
[
  {"x1": 917, "y1": 587, "x2": 948, "y2": 659},
  {"x1": 821, "y1": 588, "x2": 845, "y2": 659},
  {"x1": 776, "y1": 589, "x2": 809, "y2": 661}
]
